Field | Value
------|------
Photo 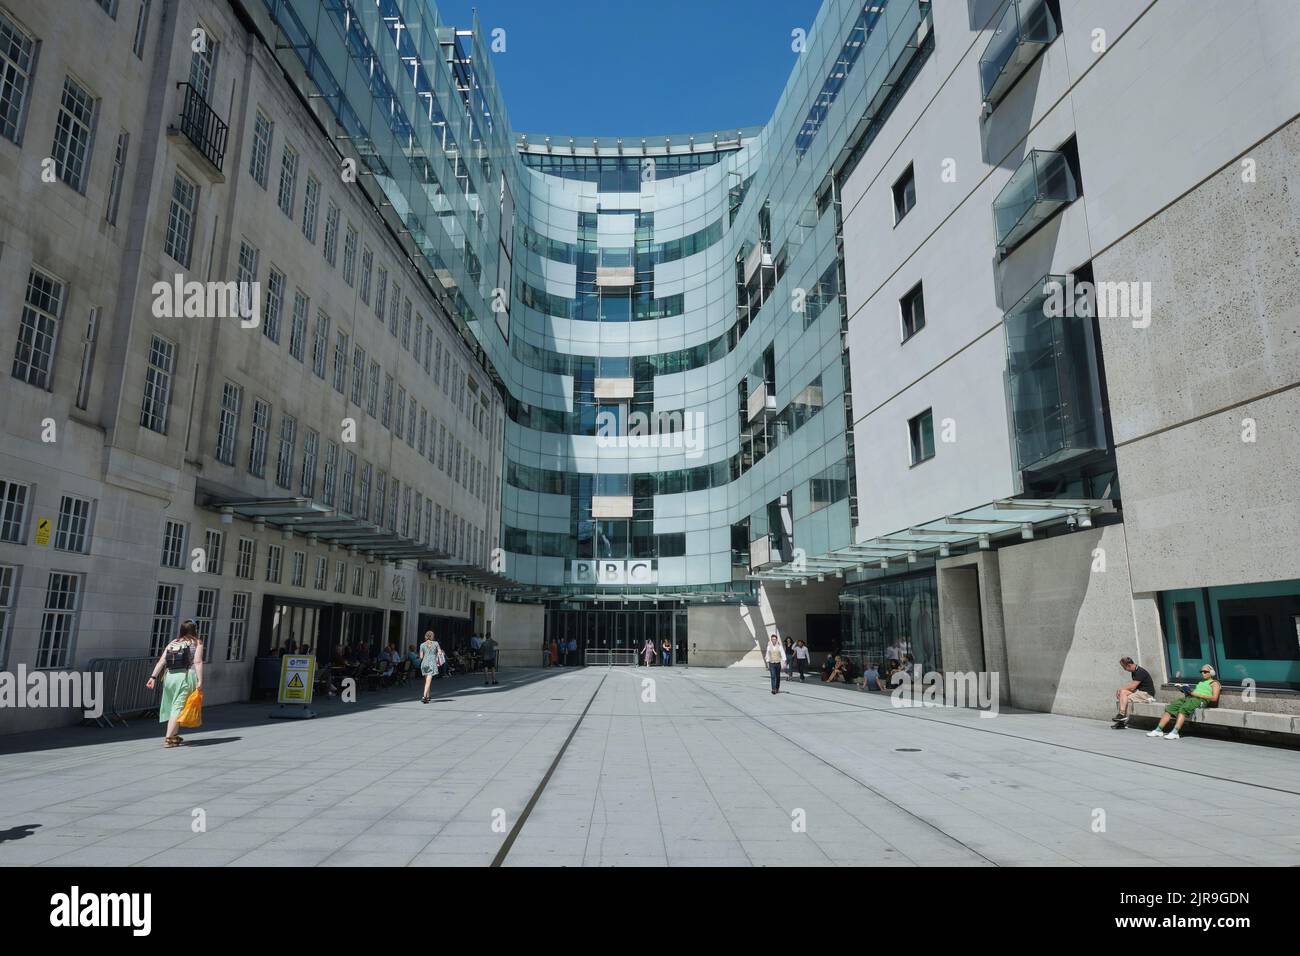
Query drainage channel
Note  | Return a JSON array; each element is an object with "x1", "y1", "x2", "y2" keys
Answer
[{"x1": 489, "y1": 671, "x2": 609, "y2": 867}]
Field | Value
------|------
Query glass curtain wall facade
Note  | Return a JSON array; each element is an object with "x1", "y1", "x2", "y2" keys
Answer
[{"x1": 255, "y1": 0, "x2": 933, "y2": 611}]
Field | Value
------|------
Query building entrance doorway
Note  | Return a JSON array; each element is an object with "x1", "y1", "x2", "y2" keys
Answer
[{"x1": 543, "y1": 602, "x2": 687, "y2": 666}]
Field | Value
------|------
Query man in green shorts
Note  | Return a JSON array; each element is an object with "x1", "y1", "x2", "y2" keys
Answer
[{"x1": 1147, "y1": 665, "x2": 1221, "y2": 740}]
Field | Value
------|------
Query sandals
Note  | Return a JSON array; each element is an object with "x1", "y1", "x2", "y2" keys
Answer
[
  {"x1": 163, "y1": 735, "x2": 183, "y2": 748},
  {"x1": 421, "y1": 696, "x2": 430, "y2": 704}
]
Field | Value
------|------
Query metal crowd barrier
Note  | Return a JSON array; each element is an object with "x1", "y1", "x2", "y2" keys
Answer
[
  {"x1": 582, "y1": 649, "x2": 637, "y2": 667},
  {"x1": 84, "y1": 657, "x2": 160, "y2": 728}
]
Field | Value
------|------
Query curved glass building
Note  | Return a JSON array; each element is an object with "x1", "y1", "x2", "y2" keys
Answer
[{"x1": 247, "y1": 0, "x2": 936, "y2": 664}]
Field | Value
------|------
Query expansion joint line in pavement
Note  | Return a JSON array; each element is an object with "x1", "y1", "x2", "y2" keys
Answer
[
  {"x1": 682, "y1": 674, "x2": 1001, "y2": 867},
  {"x1": 692, "y1": 673, "x2": 1300, "y2": 799},
  {"x1": 489, "y1": 671, "x2": 609, "y2": 867}
]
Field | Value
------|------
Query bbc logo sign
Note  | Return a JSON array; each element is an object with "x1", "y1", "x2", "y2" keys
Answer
[{"x1": 571, "y1": 559, "x2": 657, "y2": 585}]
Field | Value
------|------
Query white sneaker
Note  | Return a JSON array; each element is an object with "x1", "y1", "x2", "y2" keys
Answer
[
  {"x1": 1164, "y1": 730, "x2": 1180, "y2": 739},
  {"x1": 1146, "y1": 728, "x2": 1164, "y2": 737}
]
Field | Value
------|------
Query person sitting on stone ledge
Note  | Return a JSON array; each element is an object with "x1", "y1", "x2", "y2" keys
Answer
[
  {"x1": 1112, "y1": 656, "x2": 1156, "y2": 728},
  {"x1": 1147, "y1": 665, "x2": 1221, "y2": 740}
]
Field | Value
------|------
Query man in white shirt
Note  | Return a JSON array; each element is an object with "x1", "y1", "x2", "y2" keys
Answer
[{"x1": 765, "y1": 634, "x2": 787, "y2": 695}]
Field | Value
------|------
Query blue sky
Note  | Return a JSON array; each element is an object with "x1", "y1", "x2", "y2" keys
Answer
[{"x1": 433, "y1": 0, "x2": 827, "y2": 137}]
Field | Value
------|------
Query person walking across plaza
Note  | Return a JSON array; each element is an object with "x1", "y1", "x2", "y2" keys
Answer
[
  {"x1": 661, "y1": 638, "x2": 672, "y2": 667},
  {"x1": 418, "y1": 630, "x2": 444, "y2": 704},
  {"x1": 480, "y1": 633, "x2": 500, "y2": 686},
  {"x1": 642, "y1": 637, "x2": 656, "y2": 667},
  {"x1": 793, "y1": 639, "x2": 811, "y2": 681},
  {"x1": 145, "y1": 619, "x2": 204, "y2": 748},
  {"x1": 765, "y1": 633, "x2": 786, "y2": 695}
]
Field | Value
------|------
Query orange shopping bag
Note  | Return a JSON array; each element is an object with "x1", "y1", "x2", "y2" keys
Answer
[{"x1": 177, "y1": 688, "x2": 203, "y2": 728}]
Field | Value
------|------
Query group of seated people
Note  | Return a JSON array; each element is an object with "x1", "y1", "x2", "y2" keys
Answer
[
  {"x1": 328, "y1": 641, "x2": 410, "y2": 690},
  {"x1": 816, "y1": 651, "x2": 917, "y2": 691}
]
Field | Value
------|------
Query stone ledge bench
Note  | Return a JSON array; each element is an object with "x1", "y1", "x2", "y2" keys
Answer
[{"x1": 1128, "y1": 698, "x2": 1300, "y2": 743}]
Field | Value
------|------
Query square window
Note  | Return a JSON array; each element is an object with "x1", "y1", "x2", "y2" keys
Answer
[
  {"x1": 900, "y1": 282, "x2": 925, "y2": 342},
  {"x1": 908, "y1": 408, "x2": 935, "y2": 466},
  {"x1": 892, "y1": 163, "x2": 916, "y2": 224}
]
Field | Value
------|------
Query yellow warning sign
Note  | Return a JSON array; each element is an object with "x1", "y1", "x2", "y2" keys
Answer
[
  {"x1": 34, "y1": 517, "x2": 51, "y2": 546},
  {"x1": 277, "y1": 654, "x2": 315, "y2": 704}
]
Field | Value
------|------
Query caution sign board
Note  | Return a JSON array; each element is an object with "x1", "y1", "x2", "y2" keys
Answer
[
  {"x1": 277, "y1": 654, "x2": 316, "y2": 705},
  {"x1": 34, "y1": 517, "x2": 51, "y2": 546}
]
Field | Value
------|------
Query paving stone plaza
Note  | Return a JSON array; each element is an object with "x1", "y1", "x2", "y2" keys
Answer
[{"x1": 2, "y1": 668, "x2": 1297, "y2": 868}]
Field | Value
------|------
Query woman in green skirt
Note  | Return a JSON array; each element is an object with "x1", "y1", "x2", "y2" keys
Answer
[{"x1": 146, "y1": 619, "x2": 205, "y2": 747}]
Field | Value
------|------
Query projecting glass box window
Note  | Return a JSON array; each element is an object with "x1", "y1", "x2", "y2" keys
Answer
[
  {"x1": 908, "y1": 409, "x2": 935, "y2": 466},
  {"x1": 892, "y1": 164, "x2": 916, "y2": 223},
  {"x1": 900, "y1": 282, "x2": 925, "y2": 341}
]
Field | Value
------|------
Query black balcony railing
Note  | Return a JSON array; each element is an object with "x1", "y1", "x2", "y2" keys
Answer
[{"x1": 175, "y1": 81, "x2": 228, "y2": 172}]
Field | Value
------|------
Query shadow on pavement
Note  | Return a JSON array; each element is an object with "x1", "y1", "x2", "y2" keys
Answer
[{"x1": 0, "y1": 667, "x2": 580, "y2": 757}]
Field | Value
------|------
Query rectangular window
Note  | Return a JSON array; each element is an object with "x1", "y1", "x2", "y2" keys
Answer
[
  {"x1": 413, "y1": 492, "x2": 422, "y2": 541},
  {"x1": 412, "y1": 321, "x2": 422, "y2": 365},
  {"x1": 424, "y1": 326, "x2": 433, "y2": 374},
  {"x1": 301, "y1": 173, "x2": 319, "y2": 242},
  {"x1": 359, "y1": 246, "x2": 373, "y2": 304},
  {"x1": 892, "y1": 163, "x2": 916, "y2": 224},
  {"x1": 333, "y1": 560, "x2": 345, "y2": 593},
  {"x1": 313, "y1": 557, "x2": 327, "y2": 591},
  {"x1": 402, "y1": 486, "x2": 411, "y2": 537},
  {"x1": 340, "y1": 452, "x2": 356, "y2": 515},
  {"x1": 434, "y1": 340, "x2": 442, "y2": 384},
  {"x1": 358, "y1": 462, "x2": 372, "y2": 521},
  {"x1": 900, "y1": 282, "x2": 925, "y2": 342},
  {"x1": 249, "y1": 110, "x2": 272, "y2": 188},
  {"x1": 226, "y1": 592, "x2": 249, "y2": 661},
  {"x1": 105, "y1": 131, "x2": 128, "y2": 225},
  {"x1": 215, "y1": 381, "x2": 242, "y2": 465},
  {"x1": 194, "y1": 587, "x2": 217, "y2": 647},
  {"x1": 14, "y1": 269, "x2": 65, "y2": 390},
  {"x1": 350, "y1": 345, "x2": 365, "y2": 406},
  {"x1": 139, "y1": 333, "x2": 175, "y2": 433},
  {"x1": 401, "y1": 299, "x2": 412, "y2": 350},
  {"x1": 311, "y1": 310, "x2": 329, "y2": 378},
  {"x1": 374, "y1": 266, "x2": 387, "y2": 321},
  {"x1": 248, "y1": 398, "x2": 271, "y2": 477},
  {"x1": 407, "y1": 402, "x2": 416, "y2": 448},
  {"x1": 275, "y1": 413, "x2": 296, "y2": 489},
  {"x1": 321, "y1": 441, "x2": 338, "y2": 506},
  {"x1": 163, "y1": 169, "x2": 198, "y2": 268},
  {"x1": 367, "y1": 361, "x2": 380, "y2": 417},
  {"x1": 342, "y1": 224, "x2": 357, "y2": 285},
  {"x1": 204, "y1": 528, "x2": 223, "y2": 574},
  {"x1": 276, "y1": 143, "x2": 298, "y2": 217},
  {"x1": 187, "y1": 27, "x2": 216, "y2": 99},
  {"x1": 235, "y1": 537, "x2": 255, "y2": 579},
  {"x1": 291, "y1": 551, "x2": 305, "y2": 587},
  {"x1": 37, "y1": 572, "x2": 82, "y2": 669},
  {"x1": 908, "y1": 408, "x2": 935, "y2": 466},
  {"x1": 395, "y1": 387, "x2": 406, "y2": 439},
  {"x1": 388, "y1": 283, "x2": 401, "y2": 335},
  {"x1": 288, "y1": 289, "x2": 307, "y2": 362},
  {"x1": 54, "y1": 495, "x2": 93, "y2": 553},
  {"x1": 132, "y1": 0, "x2": 151, "y2": 58},
  {"x1": 381, "y1": 374, "x2": 393, "y2": 428},
  {"x1": 352, "y1": 565, "x2": 363, "y2": 596},
  {"x1": 300, "y1": 429, "x2": 318, "y2": 498},
  {"x1": 265, "y1": 543, "x2": 282, "y2": 584},
  {"x1": 418, "y1": 407, "x2": 428, "y2": 455},
  {"x1": 375, "y1": 472, "x2": 387, "y2": 526},
  {"x1": 263, "y1": 268, "x2": 284, "y2": 344},
  {"x1": 150, "y1": 583, "x2": 179, "y2": 657},
  {"x1": 388, "y1": 479, "x2": 399, "y2": 531},
  {"x1": 161, "y1": 519, "x2": 186, "y2": 568},
  {"x1": 51, "y1": 76, "x2": 96, "y2": 192},
  {"x1": 322, "y1": 202, "x2": 339, "y2": 266},
  {"x1": 367, "y1": 569, "x2": 378, "y2": 599},
  {"x1": 0, "y1": 11, "x2": 36, "y2": 145},
  {"x1": 332, "y1": 330, "x2": 348, "y2": 394}
]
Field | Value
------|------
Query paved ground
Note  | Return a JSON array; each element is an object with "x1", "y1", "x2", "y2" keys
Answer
[{"x1": 1, "y1": 666, "x2": 1298, "y2": 867}]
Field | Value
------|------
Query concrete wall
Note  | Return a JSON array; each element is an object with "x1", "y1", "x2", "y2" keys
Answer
[
  {"x1": 494, "y1": 602, "x2": 544, "y2": 668},
  {"x1": 994, "y1": 524, "x2": 1139, "y2": 718}
]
